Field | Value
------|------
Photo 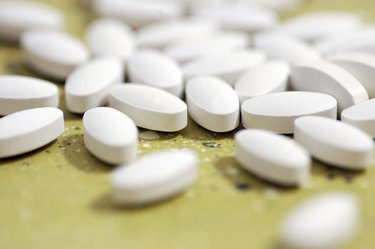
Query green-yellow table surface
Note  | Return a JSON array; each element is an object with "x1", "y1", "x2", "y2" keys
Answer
[{"x1": 1, "y1": 0, "x2": 375, "y2": 248}]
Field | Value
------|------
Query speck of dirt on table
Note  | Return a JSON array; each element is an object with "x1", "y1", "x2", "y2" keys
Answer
[
  {"x1": 235, "y1": 182, "x2": 251, "y2": 191},
  {"x1": 202, "y1": 142, "x2": 221, "y2": 148}
]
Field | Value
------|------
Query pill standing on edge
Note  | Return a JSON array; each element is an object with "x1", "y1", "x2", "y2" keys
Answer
[
  {"x1": 0, "y1": 107, "x2": 64, "y2": 159},
  {"x1": 111, "y1": 149, "x2": 198, "y2": 206}
]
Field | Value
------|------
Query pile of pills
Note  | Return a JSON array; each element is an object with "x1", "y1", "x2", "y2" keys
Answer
[{"x1": 0, "y1": 0, "x2": 373, "y2": 248}]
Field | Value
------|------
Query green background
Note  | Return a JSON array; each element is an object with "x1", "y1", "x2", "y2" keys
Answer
[{"x1": 0, "y1": 0, "x2": 374, "y2": 248}]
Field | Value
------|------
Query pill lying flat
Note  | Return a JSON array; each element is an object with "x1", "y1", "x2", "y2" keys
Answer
[
  {"x1": 248, "y1": 0, "x2": 302, "y2": 12},
  {"x1": 242, "y1": 91, "x2": 337, "y2": 134},
  {"x1": 109, "y1": 84, "x2": 187, "y2": 132},
  {"x1": 83, "y1": 107, "x2": 137, "y2": 165},
  {"x1": 65, "y1": 57, "x2": 124, "y2": 113},
  {"x1": 294, "y1": 116, "x2": 374, "y2": 170},
  {"x1": 111, "y1": 149, "x2": 198, "y2": 206},
  {"x1": 282, "y1": 193, "x2": 359, "y2": 249},
  {"x1": 86, "y1": 18, "x2": 136, "y2": 61},
  {"x1": 235, "y1": 61, "x2": 289, "y2": 103},
  {"x1": 183, "y1": 50, "x2": 266, "y2": 85},
  {"x1": 341, "y1": 99, "x2": 375, "y2": 138},
  {"x1": 128, "y1": 51, "x2": 183, "y2": 97},
  {"x1": 0, "y1": 107, "x2": 64, "y2": 158},
  {"x1": 291, "y1": 61, "x2": 369, "y2": 113},
  {"x1": 21, "y1": 29, "x2": 89, "y2": 80},
  {"x1": 0, "y1": 75, "x2": 59, "y2": 116},
  {"x1": 186, "y1": 76, "x2": 239, "y2": 132},
  {"x1": 0, "y1": 1, "x2": 64, "y2": 41}
]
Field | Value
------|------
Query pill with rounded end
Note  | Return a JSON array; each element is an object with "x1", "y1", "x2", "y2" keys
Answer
[
  {"x1": 65, "y1": 57, "x2": 124, "y2": 114},
  {"x1": 111, "y1": 149, "x2": 198, "y2": 206},
  {"x1": 109, "y1": 84, "x2": 187, "y2": 132},
  {"x1": 186, "y1": 76, "x2": 239, "y2": 132},
  {"x1": 83, "y1": 107, "x2": 137, "y2": 165},
  {"x1": 241, "y1": 91, "x2": 337, "y2": 134},
  {"x1": 281, "y1": 193, "x2": 360, "y2": 249},
  {"x1": 294, "y1": 116, "x2": 374, "y2": 170},
  {"x1": 235, "y1": 129, "x2": 310, "y2": 186},
  {"x1": 0, "y1": 107, "x2": 64, "y2": 158},
  {"x1": 0, "y1": 75, "x2": 59, "y2": 116},
  {"x1": 21, "y1": 29, "x2": 89, "y2": 80}
]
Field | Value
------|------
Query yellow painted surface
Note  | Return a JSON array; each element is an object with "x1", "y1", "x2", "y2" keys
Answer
[{"x1": 0, "y1": 1, "x2": 374, "y2": 249}]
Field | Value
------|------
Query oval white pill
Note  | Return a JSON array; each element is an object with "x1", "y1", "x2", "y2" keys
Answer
[
  {"x1": 21, "y1": 29, "x2": 89, "y2": 80},
  {"x1": 282, "y1": 193, "x2": 359, "y2": 249},
  {"x1": 242, "y1": 91, "x2": 337, "y2": 134},
  {"x1": 111, "y1": 149, "x2": 198, "y2": 206},
  {"x1": 0, "y1": 107, "x2": 64, "y2": 158},
  {"x1": 109, "y1": 84, "x2": 187, "y2": 132},
  {"x1": 0, "y1": 75, "x2": 59, "y2": 116},
  {"x1": 235, "y1": 129, "x2": 310, "y2": 186},
  {"x1": 128, "y1": 51, "x2": 183, "y2": 97},
  {"x1": 186, "y1": 76, "x2": 239, "y2": 132},
  {"x1": 291, "y1": 61, "x2": 369, "y2": 113},
  {"x1": 0, "y1": 1, "x2": 64, "y2": 41},
  {"x1": 65, "y1": 57, "x2": 124, "y2": 113},
  {"x1": 83, "y1": 107, "x2": 137, "y2": 165},
  {"x1": 183, "y1": 50, "x2": 266, "y2": 85},
  {"x1": 235, "y1": 61, "x2": 289, "y2": 103},
  {"x1": 294, "y1": 116, "x2": 374, "y2": 170}
]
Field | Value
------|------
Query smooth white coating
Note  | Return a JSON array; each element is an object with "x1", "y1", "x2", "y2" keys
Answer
[
  {"x1": 109, "y1": 84, "x2": 187, "y2": 132},
  {"x1": 341, "y1": 99, "x2": 375, "y2": 137},
  {"x1": 248, "y1": 0, "x2": 303, "y2": 12},
  {"x1": 291, "y1": 60, "x2": 369, "y2": 113},
  {"x1": 235, "y1": 61, "x2": 290, "y2": 103},
  {"x1": 83, "y1": 107, "x2": 137, "y2": 165},
  {"x1": 86, "y1": 18, "x2": 136, "y2": 61},
  {"x1": 0, "y1": 75, "x2": 59, "y2": 116},
  {"x1": 65, "y1": 57, "x2": 124, "y2": 113},
  {"x1": 0, "y1": 1, "x2": 64, "y2": 41},
  {"x1": 282, "y1": 193, "x2": 360, "y2": 249},
  {"x1": 294, "y1": 116, "x2": 374, "y2": 170},
  {"x1": 242, "y1": 91, "x2": 337, "y2": 134},
  {"x1": 111, "y1": 149, "x2": 198, "y2": 206},
  {"x1": 186, "y1": 76, "x2": 240, "y2": 132},
  {"x1": 0, "y1": 107, "x2": 64, "y2": 158},
  {"x1": 127, "y1": 51, "x2": 183, "y2": 97},
  {"x1": 21, "y1": 29, "x2": 89, "y2": 80},
  {"x1": 183, "y1": 50, "x2": 266, "y2": 85}
]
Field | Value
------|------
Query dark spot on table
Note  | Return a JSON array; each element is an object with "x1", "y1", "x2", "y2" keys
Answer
[{"x1": 235, "y1": 182, "x2": 251, "y2": 191}]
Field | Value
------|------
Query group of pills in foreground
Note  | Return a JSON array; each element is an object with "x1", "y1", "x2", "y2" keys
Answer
[{"x1": 0, "y1": 0, "x2": 373, "y2": 248}]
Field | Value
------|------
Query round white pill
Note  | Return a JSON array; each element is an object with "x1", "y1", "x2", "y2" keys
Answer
[
  {"x1": 294, "y1": 116, "x2": 374, "y2": 170},
  {"x1": 83, "y1": 107, "x2": 137, "y2": 165},
  {"x1": 109, "y1": 84, "x2": 187, "y2": 132},
  {"x1": 0, "y1": 75, "x2": 59, "y2": 116},
  {"x1": 0, "y1": 107, "x2": 64, "y2": 158},
  {"x1": 111, "y1": 149, "x2": 198, "y2": 206},
  {"x1": 186, "y1": 76, "x2": 239, "y2": 132},
  {"x1": 242, "y1": 91, "x2": 337, "y2": 134}
]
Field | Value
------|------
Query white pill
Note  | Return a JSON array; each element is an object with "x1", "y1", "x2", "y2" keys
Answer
[
  {"x1": 0, "y1": 75, "x2": 59, "y2": 116},
  {"x1": 0, "y1": 107, "x2": 64, "y2": 158},
  {"x1": 86, "y1": 18, "x2": 136, "y2": 61},
  {"x1": 111, "y1": 149, "x2": 198, "y2": 206},
  {"x1": 137, "y1": 18, "x2": 218, "y2": 49},
  {"x1": 21, "y1": 29, "x2": 89, "y2": 80},
  {"x1": 0, "y1": 1, "x2": 64, "y2": 41},
  {"x1": 186, "y1": 76, "x2": 239, "y2": 132},
  {"x1": 248, "y1": 0, "x2": 302, "y2": 12},
  {"x1": 109, "y1": 84, "x2": 187, "y2": 132},
  {"x1": 83, "y1": 107, "x2": 137, "y2": 165},
  {"x1": 341, "y1": 99, "x2": 375, "y2": 138},
  {"x1": 235, "y1": 61, "x2": 289, "y2": 103},
  {"x1": 291, "y1": 61, "x2": 369, "y2": 113},
  {"x1": 282, "y1": 193, "x2": 359, "y2": 249},
  {"x1": 294, "y1": 116, "x2": 374, "y2": 170},
  {"x1": 183, "y1": 50, "x2": 266, "y2": 85},
  {"x1": 128, "y1": 51, "x2": 183, "y2": 97},
  {"x1": 253, "y1": 33, "x2": 321, "y2": 65},
  {"x1": 242, "y1": 91, "x2": 337, "y2": 134},
  {"x1": 235, "y1": 129, "x2": 310, "y2": 186}
]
